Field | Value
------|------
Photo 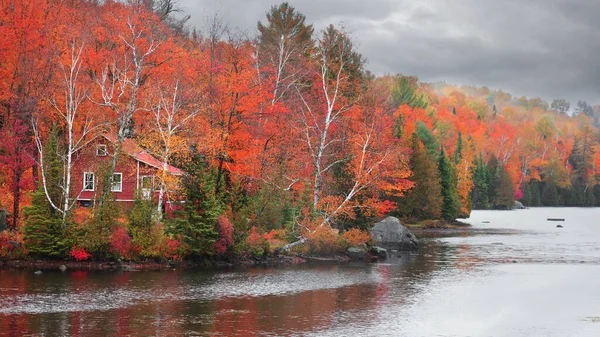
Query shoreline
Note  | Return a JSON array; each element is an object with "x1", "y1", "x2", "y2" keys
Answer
[{"x1": 0, "y1": 255, "x2": 310, "y2": 272}]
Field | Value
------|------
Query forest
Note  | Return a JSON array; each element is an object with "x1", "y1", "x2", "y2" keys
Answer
[{"x1": 1, "y1": 0, "x2": 599, "y2": 262}]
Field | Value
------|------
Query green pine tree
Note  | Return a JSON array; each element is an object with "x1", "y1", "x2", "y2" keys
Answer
[
  {"x1": 394, "y1": 134, "x2": 442, "y2": 220},
  {"x1": 542, "y1": 183, "x2": 559, "y2": 206},
  {"x1": 471, "y1": 154, "x2": 489, "y2": 209},
  {"x1": 520, "y1": 182, "x2": 532, "y2": 206},
  {"x1": 22, "y1": 127, "x2": 70, "y2": 258},
  {"x1": 166, "y1": 156, "x2": 221, "y2": 257},
  {"x1": 438, "y1": 148, "x2": 460, "y2": 221},
  {"x1": 454, "y1": 132, "x2": 463, "y2": 164},
  {"x1": 530, "y1": 180, "x2": 542, "y2": 206},
  {"x1": 494, "y1": 162, "x2": 515, "y2": 209}
]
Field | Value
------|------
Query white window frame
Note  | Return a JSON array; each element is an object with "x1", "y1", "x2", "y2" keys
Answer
[
  {"x1": 111, "y1": 173, "x2": 123, "y2": 192},
  {"x1": 140, "y1": 175, "x2": 154, "y2": 200},
  {"x1": 83, "y1": 172, "x2": 95, "y2": 191},
  {"x1": 96, "y1": 144, "x2": 107, "y2": 156}
]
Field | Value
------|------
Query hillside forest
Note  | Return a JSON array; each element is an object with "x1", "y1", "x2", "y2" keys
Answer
[{"x1": 1, "y1": 1, "x2": 600, "y2": 262}]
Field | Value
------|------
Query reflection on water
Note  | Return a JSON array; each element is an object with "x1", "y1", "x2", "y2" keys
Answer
[{"x1": 1, "y1": 208, "x2": 600, "y2": 336}]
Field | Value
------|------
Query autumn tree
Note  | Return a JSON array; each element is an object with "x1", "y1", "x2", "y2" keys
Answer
[{"x1": 33, "y1": 41, "x2": 98, "y2": 227}]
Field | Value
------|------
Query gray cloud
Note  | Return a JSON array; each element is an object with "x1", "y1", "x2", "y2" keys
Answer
[{"x1": 180, "y1": 0, "x2": 600, "y2": 105}]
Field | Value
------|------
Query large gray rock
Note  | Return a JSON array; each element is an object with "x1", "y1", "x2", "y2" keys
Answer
[
  {"x1": 514, "y1": 200, "x2": 525, "y2": 209},
  {"x1": 369, "y1": 216, "x2": 418, "y2": 251}
]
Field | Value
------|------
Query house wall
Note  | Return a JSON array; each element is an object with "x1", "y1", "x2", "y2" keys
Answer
[{"x1": 70, "y1": 138, "x2": 172, "y2": 211}]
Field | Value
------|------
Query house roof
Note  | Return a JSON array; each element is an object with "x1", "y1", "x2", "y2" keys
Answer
[{"x1": 102, "y1": 134, "x2": 184, "y2": 175}]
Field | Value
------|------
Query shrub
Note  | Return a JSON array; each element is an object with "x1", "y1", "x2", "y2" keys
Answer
[
  {"x1": 110, "y1": 226, "x2": 131, "y2": 258},
  {"x1": 306, "y1": 226, "x2": 344, "y2": 255},
  {"x1": 70, "y1": 247, "x2": 91, "y2": 261},
  {"x1": 341, "y1": 228, "x2": 372, "y2": 247},
  {"x1": 0, "y1": 231, "x2": 26, "y2": 259},
  {"x1": 213, "y1": 216, "x2": 234, "y2": 255},
  {"x1": 246, "y1": 226, "x2": 269, "y2": 258},
  {"x1": 263, "y1": 229, "x2": 288, "y2": 251}
]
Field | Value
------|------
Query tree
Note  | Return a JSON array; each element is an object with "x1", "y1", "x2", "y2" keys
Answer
[
  {"x1": 391, "y1": 76, "x2": 428, "y2": 109},
  {"x1": 471, "y1": 155, "x2": 489, "y2": 209},
  {"x1": 575, "y1": 100, "x2": 594, "y2": 117},
  {"x1": 22, "y1": 189, "x2": 69, "y2": 258},
  {"x1": 257, "y1": 2, "x2": 314, "y2": 106},
  {"x1": 455, "y1": 136, "x2": 475, "y2": 217},
  {"x1": 0, "y1": 118, "x2": 35, "y2": 229},
  {"x1": 530, "y1": 180, "x2": 542, "y2": 206},
  {"x1": 550, "y1": 98, "x2": 570, "y2": 115},
  {"x1": 520, "y1": 182, "x2": 532, "y2": 206},
  {"x1": 438, "y1": 148, "x2": 459, "y2": 221},
  {"x1": 494, "y1": 162, "x2": 515, "y2": 209},
  {"x1": 166, "y1": 156, "x2": 221, "y2": 256},
  {"x1": 541, "y1": 182, "x2": 558, "y2": 206},
  {"x1": 33, "y1": 41, "x2": 97, "y2": 227},
  {"x1": 143, "y1": 76, "x2": 197, "y2": 218},
  {"x1": 394, "y1": 134, "x2": 442, "y2": 220}
]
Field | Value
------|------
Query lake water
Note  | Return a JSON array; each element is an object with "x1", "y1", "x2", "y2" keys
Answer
[{"x1": 1, "y1": 208, "x2": 600, "y2": 336}]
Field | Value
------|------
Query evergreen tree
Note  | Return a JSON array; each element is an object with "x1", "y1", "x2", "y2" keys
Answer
[
  {"x1": 23, "y1": 189, "x2": 70, "y2": 258},
  {"x1": 494, "y1": 162, "x2": 515, "y2": 209},
  {"x1": 585, "y1": 186, "x2": 596, "y2": 207},
  {"x1": 520, "y1": 182, "x2": 532, "y2": 206},
  {"x1": 454, "y1": 132, "x2": 463, "y2": 164},
  {"x1": 471, "y1": 154, "x2": 489, "y2": 209},
  {"x1": 530, "y1": 180, "x2": 542, "y2": 206},
  {"x1": 542, "y1": 183, "x2": 559, "y2": 206},
  {"x1": 416, "y1": 121, "x2": 439, "y2": 155},
  {"x1": 438, "y1": 148, "x2": 460, "y2": 221},
  {"x1": 22, "y1": 127, "x2": 70, "y2": 258},
  {"x1": 394, "y1": 134, "x2": 442, "y2": 220},
  {"x1": 391, "y1": 76, "x2": 428, "y2": 109},
  {"x1": 486, "y1": 154, "x2": 499, "y2": 205},
  {"x1": 166, "y1": 156, "x2": 221, "y2": 257}
]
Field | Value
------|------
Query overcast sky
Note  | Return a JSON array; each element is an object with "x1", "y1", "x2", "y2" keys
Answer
[{"x1": 180, "y1": 0, "x2": 600, "y2": 105}]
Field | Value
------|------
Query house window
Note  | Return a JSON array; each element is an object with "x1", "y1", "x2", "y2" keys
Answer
[
  {"x1": 111, "y1": 173, "x2": 122, "y2": 192},
  {"x1": 140, "y1": 176, "x2": 153, "y2": 200},
  {"x1": 96, "y1": 144, "x2": 107, "y2": 156},
  {"x1": 141, "y1": 176, "x2": 154, "y2": 190},
  {"x1": 83, "y1": 172, "x2": 95, "y2": 191}
]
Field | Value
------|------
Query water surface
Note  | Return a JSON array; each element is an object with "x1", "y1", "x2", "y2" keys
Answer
[{"x1": 1, "y1": 208, "x2": 599, "y2": 336}]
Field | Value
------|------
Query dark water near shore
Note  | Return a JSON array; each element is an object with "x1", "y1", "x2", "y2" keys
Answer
[{"x1": 1, "y1": 208, "x2": 600, "y2": 336}]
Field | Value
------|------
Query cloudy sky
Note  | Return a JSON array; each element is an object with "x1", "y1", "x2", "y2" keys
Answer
[{"x1": 179, "y1": 0, "x2": 600, "y2": 105}]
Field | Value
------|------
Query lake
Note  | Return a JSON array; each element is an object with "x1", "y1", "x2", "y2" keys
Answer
[{"x1": 1, "y1": 208, "x2": 600, "y2": 336}]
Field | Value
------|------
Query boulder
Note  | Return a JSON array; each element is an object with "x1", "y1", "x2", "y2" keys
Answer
[
  {"x1": 59, "y1": 265, "x2": 67, "y2": 272},
  {"x1": 514, "y1": 200, "x2": 526, "y2": 209},
  {"x1": 347, "y1": 244, "x2": 368, "y2": 261},
  {"x1": 371, "y1": 246, "x2": 388, "y2": 259},
  {"x1": 369, "y1": 216, "x2": 419, "y2": 251}
]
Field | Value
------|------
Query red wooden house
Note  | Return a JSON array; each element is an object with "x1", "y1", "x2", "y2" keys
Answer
[{"x1": 71, "y1": 134, "x2": 184, "y2": 213}]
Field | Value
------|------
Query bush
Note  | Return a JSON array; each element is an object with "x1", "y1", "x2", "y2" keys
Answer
[
  {"x1": 213, "y1": 216, "x2": 234, "y2": 255},
  {"x1": 306, "y1": 226, "x2": 344, "y2": 255},
  {"x1": 341, "y1": 228, "x2": 372, "y2": 247},
  {"x1": 246, "y1": 226, "x2": 269, "y2": 258},
  {"x1": 70, "y1": 247, "x2": 91, "y2": 261},
  {"x1": 0, "y1": 230, "x2": 26, "y2": 259},
  {"x1": 263, "y1": 229, "x2": 288, "y2": 251},
  {"x1": 110, "y1": 226, "x2": 131, "y2": 258}
]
